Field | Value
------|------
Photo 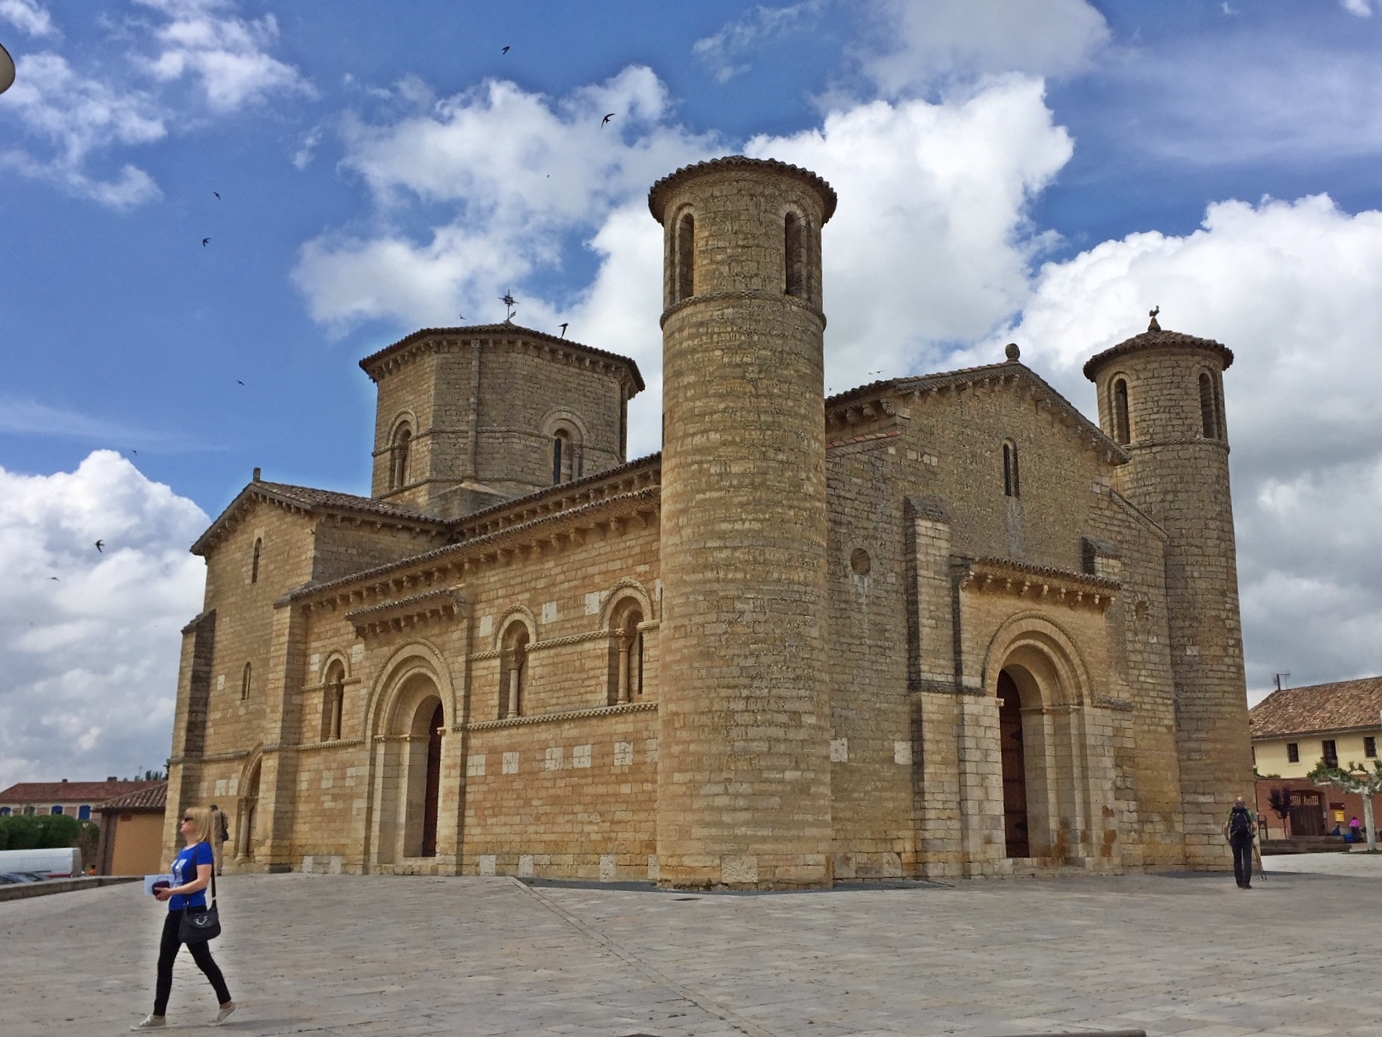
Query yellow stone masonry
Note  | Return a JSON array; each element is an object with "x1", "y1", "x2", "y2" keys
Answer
[{"x1": 163, "y1": 158, "x2": 1252, "y2": 885}]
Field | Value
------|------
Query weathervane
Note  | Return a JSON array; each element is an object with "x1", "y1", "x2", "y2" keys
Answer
[
  {"x1": 1148, "y1": 305, "x2": 1161, "y2": 332},
  {"x1": 500, "y1": 291, "x2": 517, "y2": 323}
]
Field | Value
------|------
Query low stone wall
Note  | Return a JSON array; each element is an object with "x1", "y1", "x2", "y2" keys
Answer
[{"x1": 0, "y1": 875, "x2": 140, "y2": 902}]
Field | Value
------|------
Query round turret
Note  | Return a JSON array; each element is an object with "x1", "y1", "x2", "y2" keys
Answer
[
  {"x1": 1084, "y1": 313, "x2": 1252, "y2": 870},
  {"x1": 651, "y1": 156, "x2": 836, "y2": 889}
]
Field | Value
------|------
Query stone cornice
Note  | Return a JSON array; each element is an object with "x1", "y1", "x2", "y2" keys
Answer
[
  {"x1": 359, "y1": 325, "x2": 645, "y2": 395},
  {"x1": 295, "y1": 488, "x2": 660, "y2": 616},
  {"x1": 467, "y1": 700, "x2": 657, "y2": 731},
  {"x1": 346, "y1": 590, "x2": 466, "y2": 639},
  {"x1": 956, "y1": 557, "x2": 1120, "y2": 612},
  {"x1": 659, "y1": 289, "x2": 826, "y2": 330}
]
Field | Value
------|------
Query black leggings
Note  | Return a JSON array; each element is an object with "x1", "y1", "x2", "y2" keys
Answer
[{"x1": 155, "y1": 909, "x2": 231, "y2": 1015}]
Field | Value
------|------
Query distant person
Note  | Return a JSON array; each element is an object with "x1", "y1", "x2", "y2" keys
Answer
[
  {"x1": 1223, "y1": 795, "x2": 1256, "y2": 889},
  {"x1": 1349, "y1": 816, "x2": 1361, "y2": 842},
  {"x1": 209, "y1": 803, "x2": 229, "y2": 875},
  {"x1": 131, "y1": 806, "x2": 235, "y2": 1029}
]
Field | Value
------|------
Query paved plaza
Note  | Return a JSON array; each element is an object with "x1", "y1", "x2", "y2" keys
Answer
[{"x1": 4, "y1": 853, "x2": 1379, "y2": 1037}]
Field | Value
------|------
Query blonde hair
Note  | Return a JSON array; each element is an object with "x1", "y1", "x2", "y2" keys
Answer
[{"x1": 183, "y1": 806, "x2": 217, "y2": 847}]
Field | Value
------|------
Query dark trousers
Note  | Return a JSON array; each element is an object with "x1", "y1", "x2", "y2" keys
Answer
[
  {"x1": 155, "y1": 909, "x2": 231, "y2": 1015},
  {"x1": 1230, "y1": 834, "x2": 1254, "y2": 887}
]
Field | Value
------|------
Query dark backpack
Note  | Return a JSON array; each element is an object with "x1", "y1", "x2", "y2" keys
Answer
[
  {"x1": 218, "y1": 812, "x2": 230, "y2": 842},
  {"x1": 1228, "y1": 806, "x2": 1253, "y2": 837}
]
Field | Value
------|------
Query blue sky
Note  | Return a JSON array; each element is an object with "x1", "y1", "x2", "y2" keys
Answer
[{"x1": 2, "y1": 0, "x2": 1381, "y2": 783}]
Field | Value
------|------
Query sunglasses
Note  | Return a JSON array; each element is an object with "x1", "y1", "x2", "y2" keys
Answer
[{"x1": 182, "y1": 816, "x2": 195, "y2": 822}]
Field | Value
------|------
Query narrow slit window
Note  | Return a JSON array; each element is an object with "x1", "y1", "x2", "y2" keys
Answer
[
  {"x1": 390, "y1": 425, "x2": 412, "y2": 489},
  {"x1": 1112, "y1": 378, "x2": 1130, "y2": 445},
  {"x1": 784, "y1": 212, "x2": 805, "y2": 297},
  {"x1": 241, "y1": 662, "x2": 252, "y2": 701},
  {"x1": 676, "y1": 213, "x2": 695, "y2": 302},
  {"x1": 251, "y1": 537, "x2": 262, "y2": 584},
  {"x1": 1003, "y1": 441, "x2": 1020, "y2": 498},
  {"x1": 1199, "y1": 373, "x2": 1218, "y2": 439},
  {"x1": 552, "y1": 430, "x2": 567, "y2": 485}
]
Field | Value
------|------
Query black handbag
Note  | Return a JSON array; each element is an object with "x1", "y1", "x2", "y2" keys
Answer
[{"x1": 178, "y1": 860, "x2": 221, "y2": 943}]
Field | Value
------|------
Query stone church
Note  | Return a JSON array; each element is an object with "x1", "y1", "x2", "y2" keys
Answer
[{"x1": 165, "y1": 157, "x2": 1253, "y2": 886}]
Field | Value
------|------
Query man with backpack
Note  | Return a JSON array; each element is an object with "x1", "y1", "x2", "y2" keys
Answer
[{"x1": 1223, "y1": 795, "x2": 1257, "y2": 889}]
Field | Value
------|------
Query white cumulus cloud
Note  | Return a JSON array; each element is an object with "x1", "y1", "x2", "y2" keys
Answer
[
  {"x1": 859, "y1": 0, "x2": 1110, "y2": 95},
  {"x1": 971, "y1": 194, "x2": 1382, "y2": 698},
  {"x1": 0, "y1": 0, "x2": 55, "y2": 37},
  {"x1": 0, "y1": 451, "x2": 208, "y2": 787},
  {"x1": 692, "y1": 1, "x2": 825, "y2": 83}
]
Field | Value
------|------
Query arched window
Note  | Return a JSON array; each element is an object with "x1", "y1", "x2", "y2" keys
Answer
[
  {"x1": 390, "y1": 423, "x2": 412, "y2": 490},
  {"x1": 1003, "y1": 440, "x2": 1020, "y2": 498},
  {"x1": 321, "y1": 661, "x2": 345, "y2": 742},
  {"x1": 1199, "y1": 372, "x2": 1220, "y2": 439},
  {"x1": 1112, "y1": 378, "x2": 1131, "y2": 445},
  {"x1": 675, "y1": 212, "x2": 695, "y2": 303},
  {"x1": 610, "y1": 604, "x2": 645, "y2": 705},
  {"x1": 241, "y1": 662, "x2": 252, "y2": 701},
  {"x1": 552, "y1": 429, "x2": 568, "y2": 485},
  {"x1": 251, "y1": 537, "x2": 262, "y2": 584},
  {"x1": 784, "y1": 211, "x2": 806, "y2": 297},
  {"x1": 500, "y1": 624, "x2": 530, "y2": 719}
]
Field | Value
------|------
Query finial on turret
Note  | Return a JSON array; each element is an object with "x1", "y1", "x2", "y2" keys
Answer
[
  {"x1": 1148, "y1": 306, "x2": 1161, "y2": 332},
  {"x1": 500, "y1": 291, "x2": 518, "y2": 323},
  {"x1": 1004, "y1": 342, "x2": 1020, "y2": 362}
]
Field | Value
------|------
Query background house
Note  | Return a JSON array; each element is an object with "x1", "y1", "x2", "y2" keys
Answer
[
  {"x1": 1250, "y1": 676, "x2": 1382, "y2": 837},
  {"x1": 0, "y1": 779, "x2": 159, "y2": 821},
  {"x1": 95, "y1": 781, "x2": 168, "y2": 876}
]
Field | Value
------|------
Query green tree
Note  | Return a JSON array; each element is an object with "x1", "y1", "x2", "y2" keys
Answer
[{"x1": 1307, "y1": 758, "x2": 1382, "y2": 853}]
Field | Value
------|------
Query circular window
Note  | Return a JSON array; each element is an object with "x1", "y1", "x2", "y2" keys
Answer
[{"x1": 849, "y1": 548, "x2": 871, "y2": 576}]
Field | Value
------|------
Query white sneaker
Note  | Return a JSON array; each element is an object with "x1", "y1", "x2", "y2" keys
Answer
[
  {"x1": 211, "y1": 1001, "x2": 237, "y2": 1026},
  {"x1": 130, "y1": 1016, "x2": 166, "y2": 1030}
]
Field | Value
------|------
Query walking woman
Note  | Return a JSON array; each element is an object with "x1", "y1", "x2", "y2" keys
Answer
[{"x1": 132, "y1": 806, "x2": 236, "y2": 1029}]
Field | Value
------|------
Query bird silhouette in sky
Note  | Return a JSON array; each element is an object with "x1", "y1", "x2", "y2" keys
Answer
[
  {"x1": 212, "y1": 191, "x2": 221, "y2": 199},
  {"x1": 601, "y1": 112, "x2": 614, "y2": 126},
  {"x1": 49, "y1": 576, "x2": 59, "y2": 581},
  {"x1": 237, "y1": 379, "x2": 245, "y2": 386},
  {"x1": 559, "y1": 323, "x2": 569, "y2": 338},
  {"x1": 202, "y1": 237, "x2": 210, "y2": 247},
  {"x1": 502, "y1": 45, "x2": 510, "y2": 54},
  {"x1": 95, "y1": 540, "x2": 104, "y2": 553}
]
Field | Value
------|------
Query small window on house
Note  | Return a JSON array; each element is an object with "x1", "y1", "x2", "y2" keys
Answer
[
  {"x1": 51, "y1": 805, "x2": 63, "y2": 815},
  {"x1": 241, "y1": 662, "x2": 252, "y2": 701},
  {"x1": 784, "y1": 211, "x2": 806, "y2": 297},
  {"x1": 1322, "y1": 739, "x2": 1338, "y2": 768},
  {"x1": 251, "y1": 537, "x2": 262, "y2": 584},
  {"x1": 389, "y1": 424, "x2": 412, "y2": 490},
  {"x1": 78, "y1": 805, "x2": 91, "y2": 820},
  {"x1": 1286, "y1": 742, "x2": 1299, "y2": 763},
  {"x1": 1112, "y1": 378, "x2": 1130, "y2": 445},
  {"x1": 675, "y1": 212, "x2": 695, "y2": 303},
  {"x1": 1366, "y1": 736, "x2": 1377, "y2": 758},
  {"x1": 1199, "y1": 373, "x2": 1219, "y2": 439},
  {"x1": 0, "y1": 807, "x2": 9, "y2": 817},
  {"x1": 1002, "y1": 440, "x2": 1020, "y2": 498}
]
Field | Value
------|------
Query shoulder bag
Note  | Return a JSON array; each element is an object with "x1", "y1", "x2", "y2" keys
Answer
[{"x1": 178, "y1": 848, "x2": 222, "y2": 943}]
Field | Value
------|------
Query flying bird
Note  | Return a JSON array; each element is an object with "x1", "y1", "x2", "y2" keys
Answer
[
  {"x1": 202, "y1": 237, "x2": 211, "y2": 247},
  {"x1": 559, "y1": 323, "x2": 569, "y2": 338},
  {"x1": 601, "y1": 112, "x2": 615, "y2": 127},
  {"x1": 49, "y1": 576, "x2": 59, "y2": 581},
  {"x1": 213, "y1": 191, "x2": 221, "y2": 199},
  {"x1": 237, "y1": 379, "x2": 245, "y2": 386},
  {"x1": 502, "y1": 45, "x2": 510, "y2": 54},
  {"x1": 95, "y1": 540, "x2": 104, "y2": 553}
]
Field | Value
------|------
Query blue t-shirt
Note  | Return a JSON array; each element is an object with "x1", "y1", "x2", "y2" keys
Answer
[{"x1": 169, "y1": 842, "x2": 214, "y2": 910}]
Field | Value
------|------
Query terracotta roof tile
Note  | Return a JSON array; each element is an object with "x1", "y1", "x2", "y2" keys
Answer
[
  {"x1": 648, "y1": 155, "x2": 838, "y2": 222},
  {"x1": 96, "y1": 781, "x2": 167, "y2": 812},
  {"x1": 1083, "y1": 326, "x2": 1234, "y2": 381},
  {"x1": 0, "y1": 780, "x2": 161, "y2": 804},
  {"x1": 1249, "y1": 676, "x2": 1382, "y2": 739}
]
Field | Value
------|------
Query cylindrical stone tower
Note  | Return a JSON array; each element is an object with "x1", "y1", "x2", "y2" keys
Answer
[
  {"x1": 648, "y1": 156, "x2": 836, "y2": 889},
  {"x1": 1084, "y1": 313, "x2": 1254, "y2": 870}
]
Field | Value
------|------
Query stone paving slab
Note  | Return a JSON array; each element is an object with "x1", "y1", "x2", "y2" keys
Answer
[{"x1": 1, "y1": 853, "x2": 1378, "y2": 1037}]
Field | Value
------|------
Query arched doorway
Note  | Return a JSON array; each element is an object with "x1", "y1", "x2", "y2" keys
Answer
[
  {"x1": 238, "y1": 759, "x2": 261, "y2": 863},
  {"x1": 997, "y1": 670, "x2": 1030, "y2": 858},
  {"x1": 420, "y1": 701, "x2": 444, "y2": 857}
]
